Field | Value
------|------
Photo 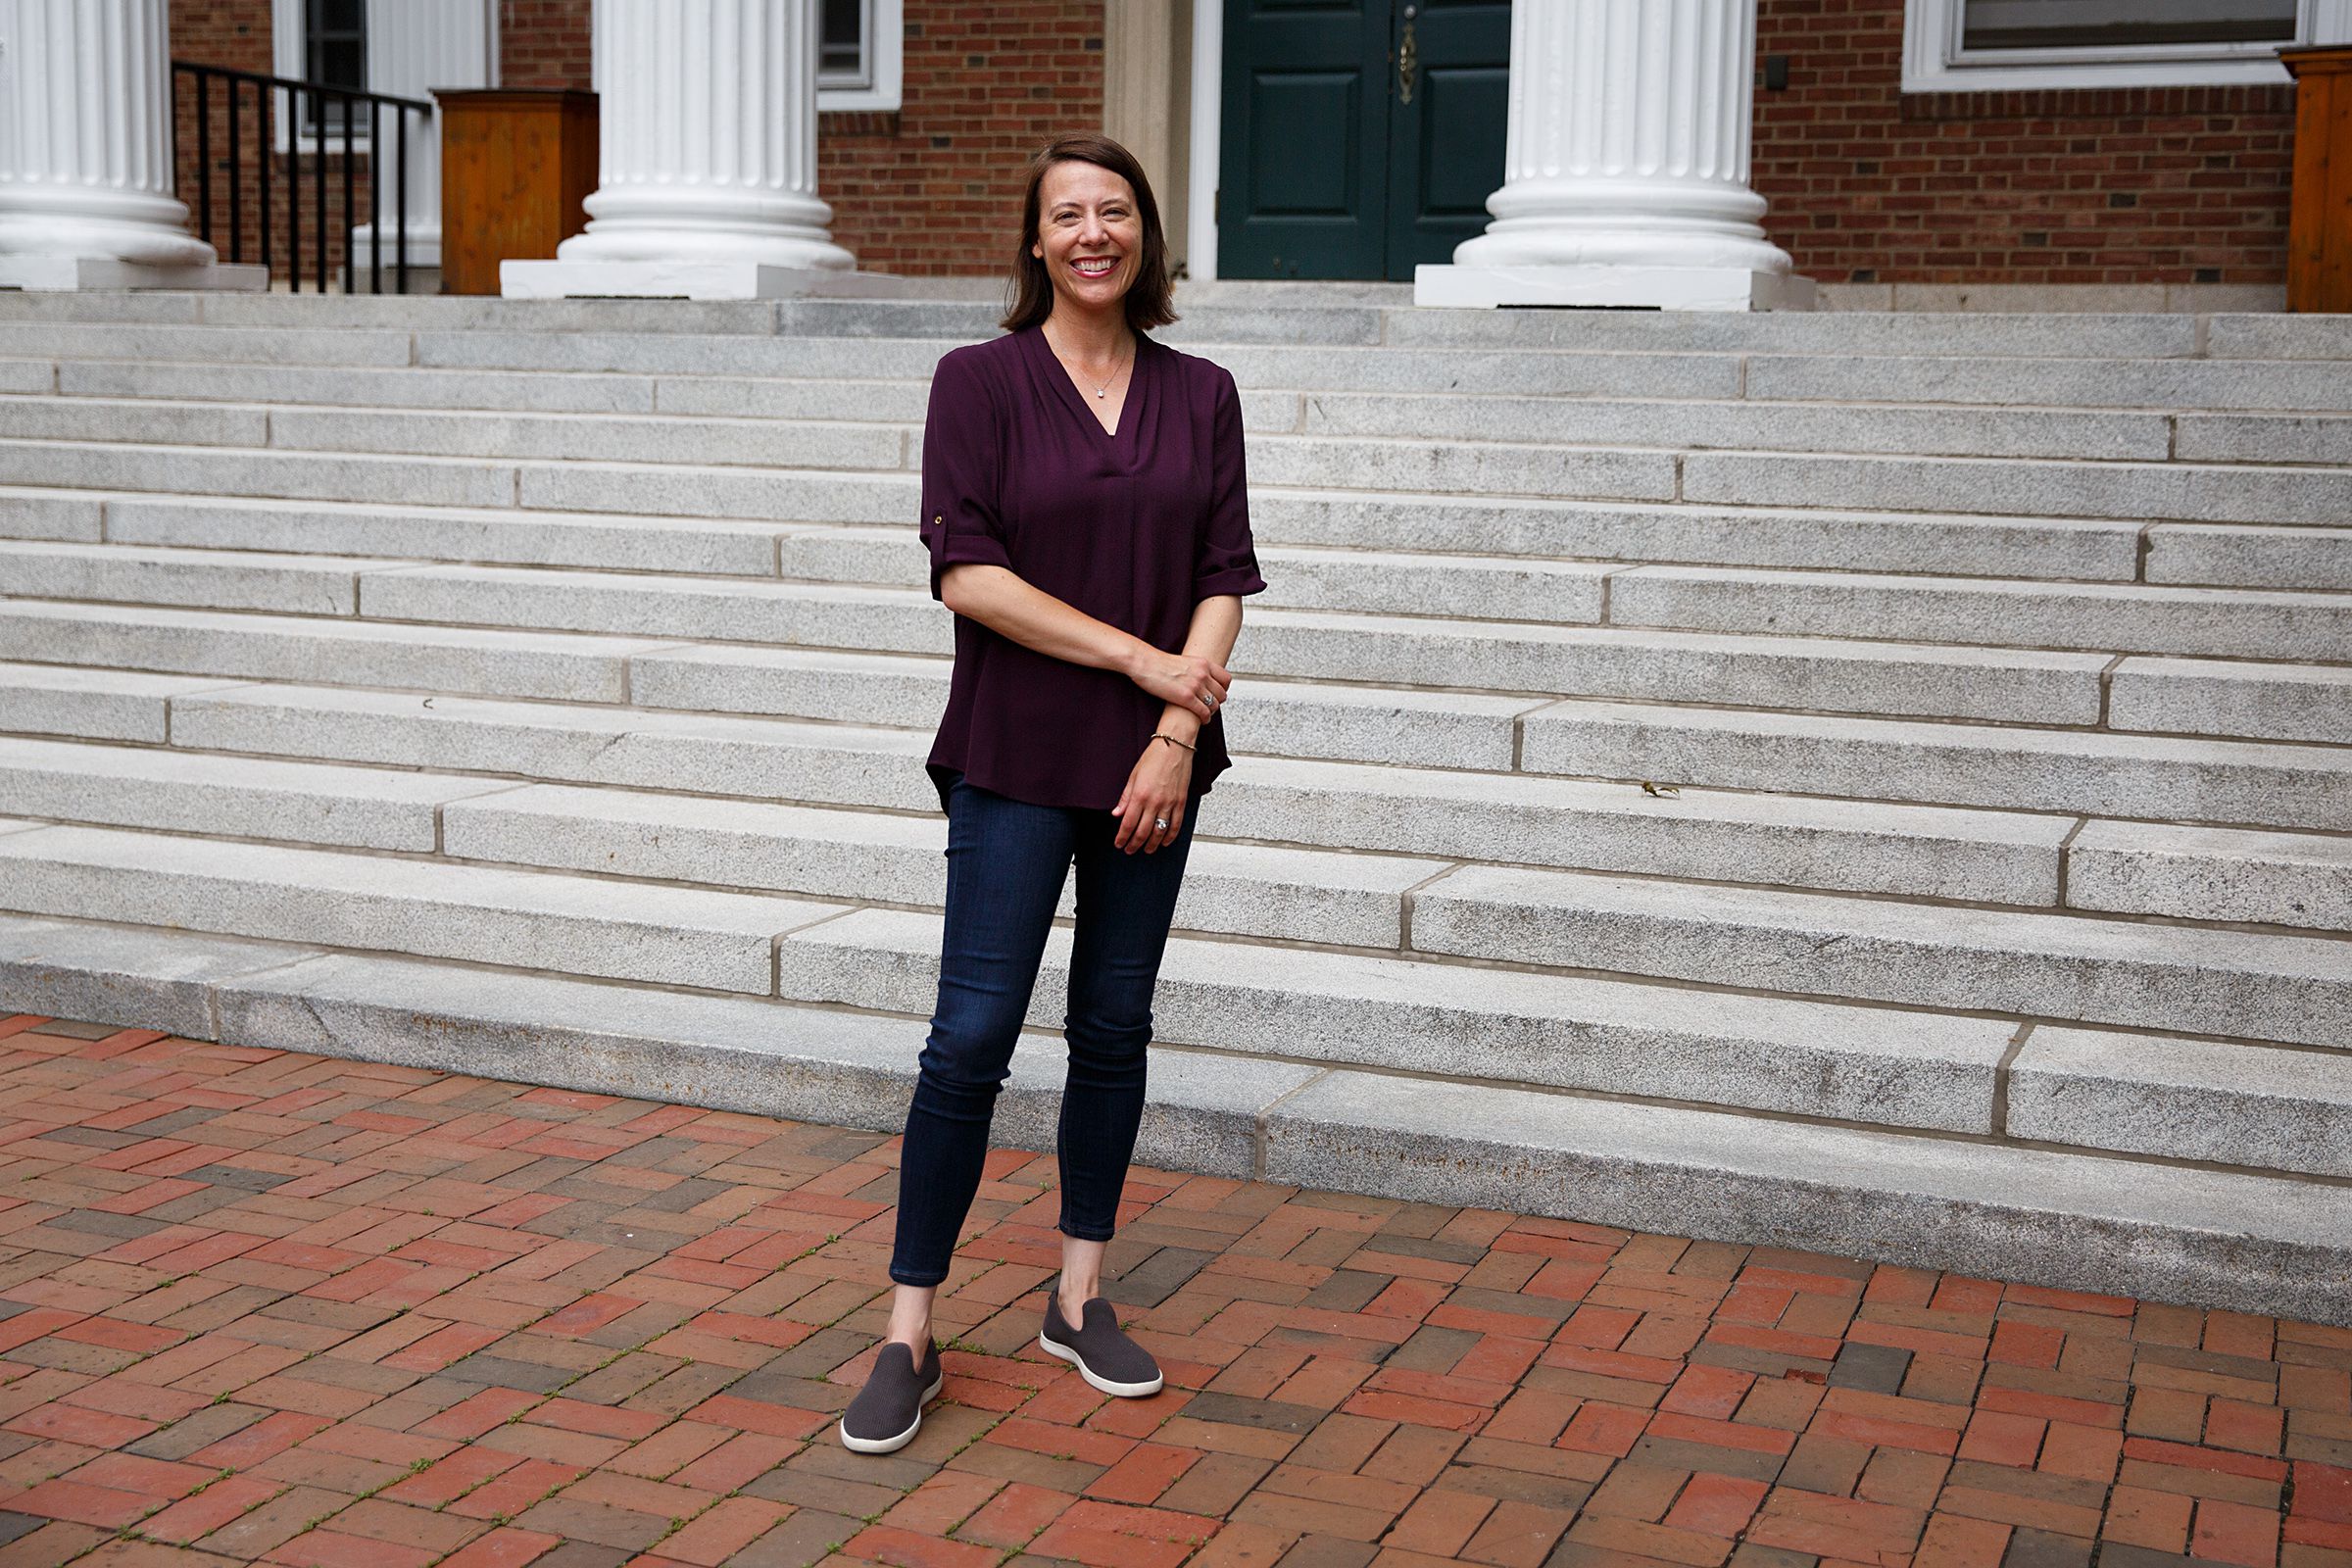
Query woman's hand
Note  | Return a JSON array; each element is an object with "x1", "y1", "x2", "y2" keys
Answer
[
  {"x1": 1111, "y1": 736, "x2": 1195, "y2": 854},
  {"x1": 1131, "y1": 650, "x2": 1230, "y2": 723}
]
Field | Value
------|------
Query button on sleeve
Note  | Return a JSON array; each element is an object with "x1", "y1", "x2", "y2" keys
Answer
[
  {"x1": 1195, "y1": 366, "x2": 1268, "y2": 603},
  {"x1": 918, "y1": 349, "x2": 1013, "y2": 603}
]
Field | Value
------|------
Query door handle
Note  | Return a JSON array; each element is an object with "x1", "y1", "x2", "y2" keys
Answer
[{"x1": 1397, "y1": 5, "x2": 1418, "y2": 104}]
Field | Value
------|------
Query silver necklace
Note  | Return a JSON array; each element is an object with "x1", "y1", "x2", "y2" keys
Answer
[{"x1": 1051, "y1": 332, "x2": 1130, "y2": 399}]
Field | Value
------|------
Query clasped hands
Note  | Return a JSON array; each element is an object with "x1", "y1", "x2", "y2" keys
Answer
[{"x1": 1111, "y1": 651, "x2": 1233, "y2": 856}]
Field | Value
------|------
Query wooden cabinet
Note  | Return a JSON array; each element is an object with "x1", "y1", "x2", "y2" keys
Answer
[
  {"x1": 2283, "y1": 46, "x2": 2352, "y2": 314},
  {"x1": 435, "y1": 89, "x2": 598, "y2": 296}
]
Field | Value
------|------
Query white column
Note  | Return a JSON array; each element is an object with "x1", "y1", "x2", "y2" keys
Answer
[
  {"x1": 0, "y1": 0, "x2": 264, "y2": 289},
  {"x1": 504, "y1": 0, "x2": 870, "y2": 299},
  {"x1": 1415, "y1": 0, "x2": 1811, "y2": 311},
  {"x1": 347, "y1": 0, "x2": 494, "y2": 278}
]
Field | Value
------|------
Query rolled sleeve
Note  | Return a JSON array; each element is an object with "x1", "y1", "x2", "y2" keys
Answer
[
  {"x1": 918, "y1": 349, "x2": 1011, "y2": 602},
  {"x1": 1195, "y1": 367, "x2": 1268, "y2": 603}
]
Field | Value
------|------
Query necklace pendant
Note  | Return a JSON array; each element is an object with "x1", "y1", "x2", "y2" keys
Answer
[{"x1": 1095, "y1": 387, "x2": 1106, "y2": 399}]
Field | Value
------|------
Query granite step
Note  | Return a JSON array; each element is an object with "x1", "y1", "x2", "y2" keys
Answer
[
  {"x1": 1681, "y1": 449, "x2": 2352, "y2": 527},
  {"x1": 30, "y1": 434, "x2": 2336, "y2": 534},
  {"x1": 777, "y1": 905, "x2": 2352, "y2": 1177},
  {"x1": 2108, "y1": 658, "x2": 2352, "y2": 746},
  {"x1": 1407, "y1": 864, "x2": 2352, "y2": 1047},
  {"x1": 1520, "y1": 699, "x2": 2352, "y2": 832},
  {"x1": 29, "y1": 399, "x2": 2352, "y2": 523},
  {"x1": 0, "y1": 662, "x2": 249, "y2": 743},
  {"x1": 2065, "y1": 820, "x2": 2352, "y2": 934},
  {"x1": 1744, "y1": 353, "x2": 2352, "y2": 414},
  {"x1": 2143, "y1": 524, "x2": 2352, "y2": 592},
  {"x1": 6, "y1": 680, "x2": 2076, "y2": 906},
  {"x1": 16, "y1": 371, "x2": 2247, "y2": 464},
  {"x1": 0, "y1": 600, "x2": 685, "y2": 704},
  {"x1": 25, "y1": 672, "x2": 2343, "y2": 932},
  {"x1": 4, "y1": 914, "x2": 2338, "y2": 1321},
  {"x1": 0, "y1": 821, "x2": 843, "y2": 992},
  {"x1": 774, "y1": 903, "x2": 2024, "y2": 1132},
  {"x1": 1607, "y1": 565, "x2": 2352, "y2": 662},
  {"x1": 0, "y1": 734, "x2": 517, "y2": 850},
  {"x1": 28, "y1": 488, "x2": 2157, "y2": 585},
  {"x1": 0, "y1": 538, "x2": 420, "y2": 614},
  {"x1": 343, "y1": 568, "x2": 2112, "y2": 723},
  {"x1": 0, "y1": 738, "x2": 1444, "y2": 950}
]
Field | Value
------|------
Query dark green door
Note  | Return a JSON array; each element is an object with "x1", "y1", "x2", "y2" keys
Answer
[{"x1": 1219, "y1": 0, "x2": 1509, "y2": 281}]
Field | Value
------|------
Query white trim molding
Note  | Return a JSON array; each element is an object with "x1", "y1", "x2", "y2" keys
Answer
[
  {"x1": 817, "y1": 0, "x2": 902, "y2": 113},
  {"x1": 1901, "y1": 0, "x2": 2352, "y2": 93},
  {"x1": 1186, "y1": 0, "x2": 1220, "y2": 280}
]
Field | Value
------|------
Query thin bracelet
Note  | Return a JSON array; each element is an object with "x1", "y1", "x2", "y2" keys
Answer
[{"x1": 1152, "y1": 732, "x2": 1196, "y2": 754}]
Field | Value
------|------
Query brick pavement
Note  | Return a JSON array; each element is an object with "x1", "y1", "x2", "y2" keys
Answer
[{"x1": 0, "y1": 1014, "x2": 2343, "y2": 1568}]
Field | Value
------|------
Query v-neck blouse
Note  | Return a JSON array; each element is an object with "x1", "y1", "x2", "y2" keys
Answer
[{"x1": 918, "y1": 324, "x2": 1268, "y2": 812}]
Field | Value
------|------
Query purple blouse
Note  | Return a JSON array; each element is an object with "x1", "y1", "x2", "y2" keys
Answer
[{"x1": 919, "y1": 324, "x2": 1268, "y2": 812}]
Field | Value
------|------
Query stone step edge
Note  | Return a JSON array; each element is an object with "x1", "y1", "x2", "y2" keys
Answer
[
  {"x1": 9, "y1": 428, "x2": 2349, "y2": 487},
  {"x1": 12, "y1": 737, "x2": 2352, "y2": 952},
  {"x1": 20, "y1": 660, "x2": 2352, "y2": 854},
  {"x1": 0, "y1": 911, "x2": 2340, "y2": 1327},
  {"x1": 0, "y1": 481, "x2": 2313, "y2": 575},
  {"x1": 27, "y1": 373, "x2": 2352, "y2": 429},
  {"x1": 4, "y1": 812, "x2": 2347, "y2": 1155},
  {"x1": 29, "y1": 530, "x2": 2352, "y2": 622},
  {"x1": 18, "y1": 566, "x2": 2349, "y2": 709}
]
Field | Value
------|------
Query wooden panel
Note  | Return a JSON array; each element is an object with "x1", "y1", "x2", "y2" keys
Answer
[
  {"x1": 436, "y1": 89, "x2": 599, "y2": 297},
  {"x1": 1219, "y1": 0, "x2": 1391, "y2": 280},
  {"x1": 2283, "y1": 47, "x2": 2352, "y2": 315}
]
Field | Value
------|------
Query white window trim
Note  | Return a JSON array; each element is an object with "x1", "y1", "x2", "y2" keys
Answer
[
  {"x1": 818, "y1": 0, "x2": 903, "y2": 113},
  {"x1": 1901, "y1": 0, "x2": 2352, "y2": 92},
  {"x1": 270, "y1": 0, "x2": 371, "y2": 152}
]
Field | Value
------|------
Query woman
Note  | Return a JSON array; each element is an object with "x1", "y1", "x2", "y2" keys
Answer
[{"x1": 840, "y1": 133, "x2": 1265, "y2": 1455}]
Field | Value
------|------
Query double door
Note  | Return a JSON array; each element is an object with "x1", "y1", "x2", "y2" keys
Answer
[{"x1": 1218, "y1": 0, "x2": 1510, "y2": 281}]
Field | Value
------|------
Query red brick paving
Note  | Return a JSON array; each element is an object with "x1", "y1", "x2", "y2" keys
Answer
[{"x1": 0, "y1": 1014, "x2": 2345, "y2": 1568}]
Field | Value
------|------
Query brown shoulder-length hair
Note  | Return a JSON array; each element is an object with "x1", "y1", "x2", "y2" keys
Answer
[{"x1": 1001, "y1": 133, "x2": 1178, "y2": 334}]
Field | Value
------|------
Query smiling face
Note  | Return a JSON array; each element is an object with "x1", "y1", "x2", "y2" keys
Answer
[{"x1": 1030, "y1": 159, "x2": 1144, "y2": 322}]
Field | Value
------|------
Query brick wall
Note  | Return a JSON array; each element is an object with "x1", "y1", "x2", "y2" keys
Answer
[
  {"x1": 171, "y1": 0, "x2": 381, "y2": 288},
  {"x1": 820, "y1": 1, "x2": 1104, "y2": 275},
  {"x1": 499, "y1": 0, "x2": 593, "y2": 89},
  {"x1": 1750, "y1": 0, "x2": 2296, "y2": 285}
]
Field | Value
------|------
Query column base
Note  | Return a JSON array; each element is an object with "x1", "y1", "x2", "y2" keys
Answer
[
  {"x1": 0, "y1": 257, "x2": 270, "y2": 293},
  {"x1": 500, "y1": 260, "x2": 925, "y2": 302},
  {"x1": 1414, "y1": 263, "x2": 1816, "y2": 313}
]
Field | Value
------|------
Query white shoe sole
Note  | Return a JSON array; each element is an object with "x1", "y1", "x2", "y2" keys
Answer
[
  {"x1": 838, "y1": 1371, "x2": 944, "y2": 1454},
  {"x1": 1039, "y1": 1330, "x2": 1163, "y2": 1397}
]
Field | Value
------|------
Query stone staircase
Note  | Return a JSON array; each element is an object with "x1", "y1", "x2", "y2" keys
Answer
[{"x1": 0, "y1": 288, "x2": 2346, "y2": 1322}]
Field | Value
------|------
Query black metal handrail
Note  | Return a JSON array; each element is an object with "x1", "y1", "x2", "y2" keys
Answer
[{"x1": 171, "y1": 60, "x2": 434, "y2": 294}]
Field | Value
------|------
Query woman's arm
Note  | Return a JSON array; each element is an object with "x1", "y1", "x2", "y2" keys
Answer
[
  {"x1": 939, "y1": 562, "x2": 1230, "y2": 720},
  {"x1": 1148, "y1": 594, "x2": 1245, "y2": 747}
]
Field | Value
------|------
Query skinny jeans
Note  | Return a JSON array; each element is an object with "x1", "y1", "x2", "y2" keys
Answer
[{"x1": 888, "y1": 772, "x2": 1196, "y2": 1287}]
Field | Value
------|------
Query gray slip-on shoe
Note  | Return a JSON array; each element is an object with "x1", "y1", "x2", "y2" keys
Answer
[
  {"x1": 839, "y1": 1338, "x2": 944, "y2": 1453},
  {"x1": 1039, "y1": 1278, "x2": 1163, "y2": 1397}
]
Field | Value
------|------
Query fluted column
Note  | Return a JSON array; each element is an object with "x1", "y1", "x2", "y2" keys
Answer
[
  {"x1": 0, "y1": 0, "x2": 261, "y2": 289},
  {"x1": 503, "y1": 0, "x2": 858, "y2": 298},
  {"x1": 348, "y1": 0, "x2": 493, "y2": 276},
  {"x1": 1415, "y1": 0, "x2": 1810, "y2": 311}
]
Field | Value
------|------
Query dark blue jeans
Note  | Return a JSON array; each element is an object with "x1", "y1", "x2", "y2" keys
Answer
[{"x1": 889, "y1": 773, "x2": 1197, "y2": 1287}]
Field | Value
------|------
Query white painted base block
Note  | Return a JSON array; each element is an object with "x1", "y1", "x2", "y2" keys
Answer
[
  {"x1": 0, "y1": 257, "x2": 270, "y2": 293},
  {"x1": 501, "y1": 260, "x2": 924, "y2": 302},
  {"x1": 1414, "y1": 263, "x2": 1816, "y2": 313}
]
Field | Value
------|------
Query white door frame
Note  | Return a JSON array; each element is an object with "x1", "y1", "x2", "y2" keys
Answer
[{"x1": 1186, "y1": 0, "x2": 1223, "y2": 279}]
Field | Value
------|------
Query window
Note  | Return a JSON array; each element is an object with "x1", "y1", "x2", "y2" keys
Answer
[
  {"x1": 302, "y1": 0, "x2": 367, "y2": 136},
  {"x1": 821, "y1": 0, "x2": 871, "y2": 89},
  {"x1": 1903, "y1": 0, "x2": 2349, "y2": 91},
  {"x1": 818, "y1": 0, "x2": 903, "y2": 112}
]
